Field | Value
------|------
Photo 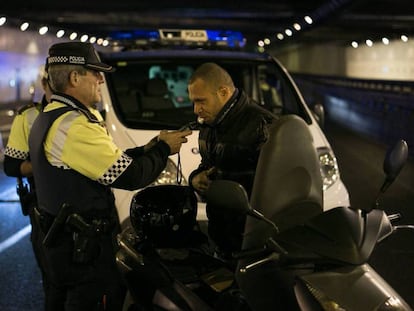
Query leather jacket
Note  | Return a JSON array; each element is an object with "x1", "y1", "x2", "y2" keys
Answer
[{"x1": 190, "y1": 89, "x2": 276, "y2": 196}]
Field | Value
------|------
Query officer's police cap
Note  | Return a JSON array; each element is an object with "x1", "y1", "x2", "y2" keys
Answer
[{"x1": 47, "y1": 42, "x2": 114, "y2": 72}]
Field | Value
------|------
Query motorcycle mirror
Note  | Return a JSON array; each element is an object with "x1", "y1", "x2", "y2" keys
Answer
[
  {"x1": 313, "y1": 103, "x2": 325, "y2": 130},
  {"x1": 206, "y1": 180, "x2": 251, "y2": 215},
  {"x1": 381, "y1": 139, "x2": 408, "y2": 193},
  {"x1": 370, "y1": 139, "x2": 408, "y2": 211},
  {"x1": 205, "y1": 180, "x2": 280, "y2": 233}
]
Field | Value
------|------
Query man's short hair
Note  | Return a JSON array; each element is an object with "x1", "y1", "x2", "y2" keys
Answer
[
  {"x1": 48, "y1": 65, "x2": 87, "y2": 93},
  {"x1": 190, "y1": 62, "x2": 234, "y2": 91}
]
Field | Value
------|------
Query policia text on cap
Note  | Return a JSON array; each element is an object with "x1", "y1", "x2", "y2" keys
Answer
[{"x1": 28, "y1": 42, "x2": 192, "y2": 311}]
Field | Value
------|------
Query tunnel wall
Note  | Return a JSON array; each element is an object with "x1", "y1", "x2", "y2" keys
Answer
[{"x1": 293, "y1": 74, "x2": 414, "y2": 157}]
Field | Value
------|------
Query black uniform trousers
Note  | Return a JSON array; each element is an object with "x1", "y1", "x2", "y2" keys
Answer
[
  {"x1": 29, "y1": 207, "x2": 49, "y2": 286},
  {"x1": 35, "y1": 208, "x2": 126, "y2": 311},
  {"x1": 17, "y1": 188, "x2": 51, "y2": 304}
]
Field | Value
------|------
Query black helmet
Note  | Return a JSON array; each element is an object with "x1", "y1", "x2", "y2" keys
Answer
[{"x1": 130, "y1": 185, "x2": 198, "y2": 248}]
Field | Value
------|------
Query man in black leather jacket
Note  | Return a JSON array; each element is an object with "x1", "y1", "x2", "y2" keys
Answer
[{"x1": 188, "y1": 62, "x2": 277, "y2": 255}]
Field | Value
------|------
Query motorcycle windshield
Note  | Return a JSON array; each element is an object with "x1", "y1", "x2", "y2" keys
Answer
[
  {"x1": 275, "y1": 207, "x2": 389, "y2": 265},
  {"x1": 296, "y1": 264, "x2": 412, "y2": 310}
]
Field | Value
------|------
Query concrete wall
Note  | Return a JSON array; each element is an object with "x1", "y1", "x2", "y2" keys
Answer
[
  {"x1": 346, "y1": 40, "x2": 414, "y2": 81},
  {"x1": 274, "y1": 43, "x2": 347, "y2": 77},
  {"x1": 274, "y1": 39, "x2": 414, "y2": 81}
]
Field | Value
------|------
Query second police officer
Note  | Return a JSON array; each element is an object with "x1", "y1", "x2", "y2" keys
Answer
[{"x1": 3, "y1": 65, "x2": 52, "y2": 300}]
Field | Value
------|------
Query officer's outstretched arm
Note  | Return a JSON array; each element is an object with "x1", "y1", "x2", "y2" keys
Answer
[{"x1": 110, "y1": 141, "x2": 171, "y2": 190}]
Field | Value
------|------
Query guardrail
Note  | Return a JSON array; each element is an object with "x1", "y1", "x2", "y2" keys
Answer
[{"x1": 292, "y1": 73, "x2": 414, "y2": 157}]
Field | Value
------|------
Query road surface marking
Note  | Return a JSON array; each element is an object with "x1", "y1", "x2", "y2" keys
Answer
[
  {"x1": 0, "y1": 187, "x2": 18, "y2": 201},
  {"x1": 0, "y1": 225, "x2": 31, "y2": 254}
]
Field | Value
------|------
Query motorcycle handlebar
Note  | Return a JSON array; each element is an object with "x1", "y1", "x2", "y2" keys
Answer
[
  {"x1": 388, "y1": 213, "x2": 401, "y2": 222},
  {"x1": 233, "y1": 237, "x2": 287, "y2": 260},
  {"x1": 393, "y1": 225, "x2": 414, "y2": 231},
  {"x1": 232, "y1": 246, "x2": 269, "y2": 260},
  {"x1": 238, "y1": 250, "x2": 328, "y2": 273}
]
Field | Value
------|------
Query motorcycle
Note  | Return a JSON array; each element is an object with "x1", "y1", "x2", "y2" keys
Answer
[{"x1": 116, "y1": 115, "x2": 412, "y2": 310}]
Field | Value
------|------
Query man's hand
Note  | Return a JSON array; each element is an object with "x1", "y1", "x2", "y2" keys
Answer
[
  {"x1": 158, "y1": 129, "x2": 192, "y2": 155},
  {"x1": 143, "y1": 135, "x2": 159, "y2": 152},
  {"x1": 191, "y1": 167, "x2": 216, "y2": 195}
]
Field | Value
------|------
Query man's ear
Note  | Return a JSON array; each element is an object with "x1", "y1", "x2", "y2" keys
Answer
[
  {"x1": 218, "y1": 86, "x2": 228, "y2": 98},
  {"x1": 69, "y1": 71, "x2": 79, "y2": 85}
]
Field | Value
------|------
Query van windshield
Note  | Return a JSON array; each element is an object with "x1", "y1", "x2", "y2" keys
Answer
[{"x1": 105, "y1": 58, "x2": 309, "y2": 130}]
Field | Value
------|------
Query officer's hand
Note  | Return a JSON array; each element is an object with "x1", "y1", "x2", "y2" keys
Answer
[
  {"x1": 158, "y1": 129, "x2": 192, "y2": 155},
  {"x1": 20, "y1": 160, "x2": 33, "y2": 177},
  {"x1": 191, "y1": 167, "x2": 216, "y2": 195}
]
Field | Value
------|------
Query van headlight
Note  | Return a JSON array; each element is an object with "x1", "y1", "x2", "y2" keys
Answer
[
  {"x1": 151, "y1": 158, "x2": 188, "y2": 186},
  {"x1": 317, "y1": 147, "x2": 339, "y2": 191}
]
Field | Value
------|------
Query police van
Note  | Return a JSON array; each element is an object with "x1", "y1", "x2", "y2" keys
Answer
[{"x1": 98, "y1": 29, "x2": 350, "y2": 227}]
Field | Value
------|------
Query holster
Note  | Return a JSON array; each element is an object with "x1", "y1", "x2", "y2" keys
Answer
[
  {"x1": 42, "y1": 203, "x2": 74, "y2": 247},
  {"x1": 17, "y1": 179, "x2": 35, "y2": 216},
  {"x1": 67, "y1": 213, "x2": 116, "y2": 264},
  {"x1": 40, "y1": 203, "x2": 117, "y2": 264},
  {"x1": 72, "y1": 231, "x2": 100, "y2": 264}
]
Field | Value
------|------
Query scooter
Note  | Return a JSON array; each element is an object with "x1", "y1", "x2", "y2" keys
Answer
[
  {"x1": 116, "y1": 115, "x2": 412, "y2": 310},
  {"x1": 116, "y1": 184, "x2": 247, "y2": 311}
]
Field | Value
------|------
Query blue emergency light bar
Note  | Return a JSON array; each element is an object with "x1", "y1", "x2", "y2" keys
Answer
[
  {"x1": 110, "y1": 29, "x2": 160, "y2": 40},
  {"x1": 109, "y1": 29, "x2": 246, "y2": 48},
  {"x1": 206, "y1": 30, "x2": 245, "y2": 47}
]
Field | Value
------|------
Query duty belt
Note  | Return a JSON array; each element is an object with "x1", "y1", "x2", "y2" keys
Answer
[{"x1": 36, "y1": 204, "x2": 116, "y2": 247}]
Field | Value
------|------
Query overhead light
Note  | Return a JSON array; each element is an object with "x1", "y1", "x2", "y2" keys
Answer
[
  {"x1": 0, "y1": 16, "x2": 6, "y2": 26},
  {"x1": 39, "y1": 26, "x2": 48, "y2": 35},
  {"x1": 351, "y1": 41, "x2": 358, "y2": 48},
  {"x1": 285, "y1": 29, "x2": 293, "y2": 36},
  {"x1": 97, "y1": 38, "x2": 104, "y2": 45},
  {"x1": 89, "y1": 37, "x2": 97, "y2": 43},
  {"x1": 102, "y1": 39, "x2": 109, "y2": 46},
  {"x1": 257, "y1": 46, "x2": 265, "y2": 53},
  {"x1": 382, "y1": 37, "x2": 389, "y2": 45},
  {"x1": 257, "y1": 40, "x2": 265, "y2": 47},
  {"x1": 304, "y1": 16, "x2": 313, "y2": 25},
  {"x1": 20, "y1": 22, "x2": 29, "y2": 31},
  {"x1": 276, "y1": 33, "x2": 284, "y2": 40},
  {"x1": 366, "y1": 39, "x2": 373, "y2": 47},
  {"x1": 401, "y1": 35, "x2": 408, "y2": 42},
  {"x1": 293, "y1": 23, "x2": 301, "y2": 31},
  {"x1": 56, "y1": 30, "x2": 65, "y2": 38},
  {"x1": 264, "y1": 38, "x2": 271, "y2": 45},
  {"x1": 80, "y1": 34, "x2": 89, "y2": 42},
  {"x1": 69, "y1": 32, "x2": 78, "y2": 40}
]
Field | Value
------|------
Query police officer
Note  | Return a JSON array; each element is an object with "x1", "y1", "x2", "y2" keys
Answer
[
  {"x1": 4, "y1": 65, "x2": 51, "y2": 192},
  {"x1": 28, "y1": 42, "x2": 192, "y2": 311},
  {"x1": 3, "y1": 65, "x2": 52, "y2": 298}
]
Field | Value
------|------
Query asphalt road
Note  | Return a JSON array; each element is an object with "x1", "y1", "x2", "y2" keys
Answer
[
  {"x1": 0, "y1": 120, "x2": 413, "y2": 310},
  {"x1": 0, "y1": 171, "x2": 44, "y2": 310}
]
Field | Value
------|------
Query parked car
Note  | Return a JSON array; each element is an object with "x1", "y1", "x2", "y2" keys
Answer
[{"x1": 98, "y1": 29, "x2": 350, "y2": 227}]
